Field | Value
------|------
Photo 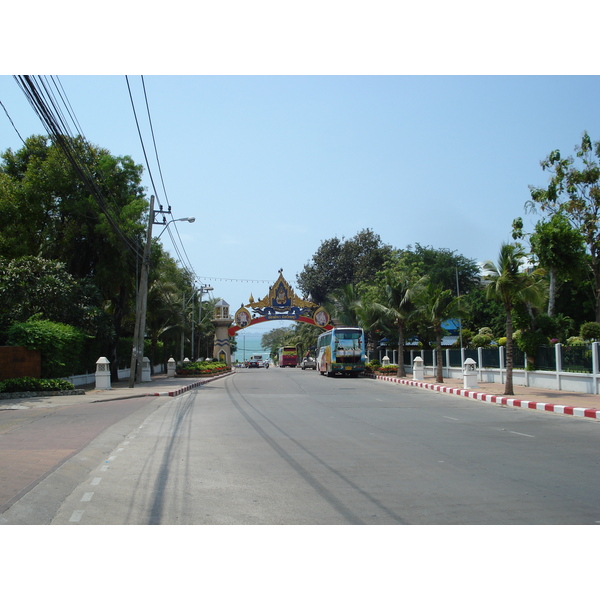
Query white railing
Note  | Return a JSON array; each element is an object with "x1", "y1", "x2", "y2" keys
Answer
[{"x1": 393, "y1": 344, "x2": 600, "y2": 395}]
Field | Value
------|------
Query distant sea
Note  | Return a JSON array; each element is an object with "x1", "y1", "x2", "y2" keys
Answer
[{"x1": 233, "y1": 332, "x2": 270, "y2": 362}]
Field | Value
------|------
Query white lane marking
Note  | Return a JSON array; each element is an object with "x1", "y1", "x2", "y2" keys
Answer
[
  {"x1": 123, "y1": 441, "x2": 130, "y2": 445},
  {"x1": 508, "y1": 430, "x2": 534, "y2": 438},
  {"x1": 116, "y1": 447, "x2": 124, "y2": 453},
  {"x1": 81, "y1": 492, "x2": 94, "y2": 502},
  {"x1": 91, "y1": 477, "x2": 102, "y2": 486},
  {"x1": 100, "y1": 464, "x2": 109, "y2": 471},
  {"x1": 108, "y1": 455, "x2": 117, "y2": 461},
  {"x1": 69, "y1": 510, "x2": 84, "y2": 523},
  {"x1": 443, "y1": 416, "x2": 459, "y2": 421}
]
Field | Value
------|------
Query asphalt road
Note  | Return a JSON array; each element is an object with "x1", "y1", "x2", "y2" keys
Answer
[{"x1": 3, "y1": 367, "x2": 600, "y2": 524}]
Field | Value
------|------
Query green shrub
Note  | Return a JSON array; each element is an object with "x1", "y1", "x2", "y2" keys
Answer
[
  {"x1": 471, "y1": 334, "x2": 493, "y2": 348},
  {"x1": 365, "y1": 360, "x2": 380, "y2": 373},
  {"x1": 176, "y1": 360, "x2": 229, "y2": 375},
  {"x1": 567, "y1": 336, "x2": 586, "y2": 346},
  {"x1": 377, "y1": 364, "x2": 398, "y2": 374},
  {"x1": 6, "y1": 319, "x2": 86, "y2": 378},
  {"x1": 580, "y1": 322, "x2": 600, "y2": 341},
  {"x1": 0, "y1": 377, "x2": 74, "y2": 393}
]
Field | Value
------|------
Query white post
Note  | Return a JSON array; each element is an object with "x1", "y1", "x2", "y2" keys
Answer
[
  {"x1": 413, "y1": 356, "x2": 424, "y2": 380},
  {"x1": 167, "y1": 357, "x2": 176, "y2": 378},
  {"x1": 463, "y1": 357, "x2": 478, "y2": 389},
  {"x1": 555, "y1": 343, "x2": 562, "y2": 391},
  {"x1": 95, "y1": 357, "x2": 111, "y2": 390},
  {"x1": 592, "y1": 342, "x2": 599, "y2": 394},
  {"x1": 142, "y1": 357, "x2": 151, "y2": 382}
]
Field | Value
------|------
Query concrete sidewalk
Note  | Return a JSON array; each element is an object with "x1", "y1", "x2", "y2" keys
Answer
[
  {"x1": 0, "y1": 372, "x2": 234, "y2": 411},
  {"x1": 373, "y1": 374, "x2": 600, "y2": 420}
]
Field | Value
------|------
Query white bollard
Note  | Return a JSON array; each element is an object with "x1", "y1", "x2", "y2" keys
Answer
[
  {"x1": 463, "y1": 357, "x2": 479, "y2": 389},
  {"x1": 167, "y1": 357, "x2": 176, "y2": 378},
  {"x1": 142, "y1": 357, "x2": 151, "y2": 382},
  {"x1": 413, "y1": 356, "x2": 424, "y2": 380},
  {"x1": 95, "y1": 357, "x2": 111, "y2": 390}
]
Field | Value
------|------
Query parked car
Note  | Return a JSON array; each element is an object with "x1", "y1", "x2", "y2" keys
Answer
[{"x1": 301, "y1": 356, "x2": 316, "y2": 370}]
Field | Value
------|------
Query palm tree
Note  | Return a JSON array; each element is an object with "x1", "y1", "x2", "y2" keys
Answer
[
  {"x1": 373, "y1": 273, "x2": 422, "y2": 378},
  {"x1": 417, "y1": 281, "x2": 468, "y2": 383},
  {"x1": 328, "y1": 283, "x2": 362, "y2": 326},
  {"x1": 483, "y1": 243, "x2": 547, "y2": 396}
]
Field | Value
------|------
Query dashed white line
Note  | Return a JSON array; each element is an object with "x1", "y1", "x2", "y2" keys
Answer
[
  {"x1": 443, "y1": 416, "x2": 459, "y2": 421},
  {"x1": 81, "y1": 492, "x2": 94, "y2": 502},
  {"x1": 508, "y1": 430, "x2": 535, "y2": 438},
  {"x1": 91, "y1": 477, "x2": 102, "y2": 486},
  {"x1": 69, "y1": 510, "x2": 84, "y2": 523}
]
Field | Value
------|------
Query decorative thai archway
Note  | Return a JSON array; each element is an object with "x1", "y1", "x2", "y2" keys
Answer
[{"x1": 228, "y1": 270, "x2": 333, "y2": 337}]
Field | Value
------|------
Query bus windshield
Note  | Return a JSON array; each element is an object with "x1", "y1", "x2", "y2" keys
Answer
[{"x1": 335, "y1": 331, "x2": 362, "y2": 340}]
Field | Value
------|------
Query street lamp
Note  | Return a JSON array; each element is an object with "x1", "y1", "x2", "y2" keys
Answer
[
  {"x1": 156, "y1": 216, "x2": 196, "y2": 238},
  {"x1": 196, "y1": 285, "x2": 214, "y2": 359},
  {"x1": 128, "y1": 199, "x2": 196, "y2": 387}
]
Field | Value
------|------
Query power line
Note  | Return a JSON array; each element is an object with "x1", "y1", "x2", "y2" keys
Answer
[{"x1": 0, "y1": 99, "x2": 25, "y2": 144}]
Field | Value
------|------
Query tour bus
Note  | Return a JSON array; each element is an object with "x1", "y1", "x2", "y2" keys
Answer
[
  {"x1": 278, "y1": 346, "x2": 298, "y2": 367},
  {"x1": 316, "y1": 326, "x2": 366, "y2": 377}
]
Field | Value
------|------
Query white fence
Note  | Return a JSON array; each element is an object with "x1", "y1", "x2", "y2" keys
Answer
[
  {"x1": 388, "y1": 344, "x2": 600, "y2": 395},
  {"x1": 63, "y1": 362, "x2": 165, "y2": 386}
]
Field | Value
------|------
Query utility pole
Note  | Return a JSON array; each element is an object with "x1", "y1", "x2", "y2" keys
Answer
[{"x1": 129, "y1": 195, "x2": 155, "y2": 387}]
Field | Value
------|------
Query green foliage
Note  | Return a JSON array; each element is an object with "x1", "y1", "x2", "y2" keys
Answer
[
  {"x1": 528, "y1": 132, "x2": 600, "y2": 320},
  {"x1": 365, "y1": 359, "x2": 381, "y2": 373},
  {"x1": 261, "y1": 326, "x2": 296, "y2": 358},
  {"x1": 6, "y1": 319, "x2": 86, "y2": 378},
  {"x1": 461, "y1": 286, "x2": 506, "y2": 338},
  {"x1": 515, "y1": 330, "x2": 549, "y2": 356},
  {"x1": 391, "y1": 243, "x2": 481, "y2": 296},
  {"x1": 0, "y1": 377, "x2": 75, "y2": 393},
  {"x1": 567, "y1": 336, "x2": 586, "y2": 346},
  {"x1": 297, "y1": 229, "x2": 394, "y2": 303},
  {"x1": 471, "y1": 333, "x2": 493, "y2": 348},
  {"x1": 580, "y1": 321, "x2": 600, "y2": 341},
  {"x1": 176, "y1": 361, "x2": 228, "y2": 375}
]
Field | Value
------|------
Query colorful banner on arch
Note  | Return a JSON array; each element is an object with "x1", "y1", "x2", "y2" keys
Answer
[{"x1": 228, "y1": 270, "x2": 333, "y2": 336}]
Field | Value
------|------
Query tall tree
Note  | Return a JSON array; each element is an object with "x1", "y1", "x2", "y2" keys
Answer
[
  {"x1": 0, "y1": 135, "x2": 148, "y2": 380},
  {"x1": 528, "y1": 213, "x2": 586, "y2": 317},
  {"x1": 483, "y1": 243, "x2": 547, "y2": 396},
  {"x1": 528, "y1": 132, "x2": 600, "y2": 321},
  {"x1": 392, "y1": 244, "x2": 481, "y2": 297},
  {"x1": 296, "y1": 228, "x2": 393, "y2": 304}
]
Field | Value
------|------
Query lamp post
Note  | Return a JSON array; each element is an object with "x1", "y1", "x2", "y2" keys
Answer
[
  {"x1": 128, "y1": 202, "x2": 195, "y2": 387},
  {"x1": 196, "y1": 285, "x2": 214, "y2": 360}
]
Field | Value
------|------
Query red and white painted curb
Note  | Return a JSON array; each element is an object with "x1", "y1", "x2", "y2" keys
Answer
[
  {"x1": 372, "y1": 375, "x2": 600, "y2": 420},
  {"x1": 145, "y1": 371, "x2": 234, "y2": 397}
]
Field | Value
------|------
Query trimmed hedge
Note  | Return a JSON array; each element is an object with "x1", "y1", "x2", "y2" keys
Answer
[
  {"x1": 6, "y1": 319, "x2": 86, "y2": 378},
  {"x1": 176, "y1": 361, "x2": 229, "y2": 376},
  {"x1": 0, "y1": 377, "x2": 75, "y2": 393}
]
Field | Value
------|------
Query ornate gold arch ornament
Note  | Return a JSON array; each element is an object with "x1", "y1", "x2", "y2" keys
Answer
[{"x1": 228, "y1": 270, "x2": 333, "y2": 336}]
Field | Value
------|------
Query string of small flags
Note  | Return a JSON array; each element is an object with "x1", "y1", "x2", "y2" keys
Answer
[{"x1": 198, "y1": 276, "x2": 273, "y2": 283}]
